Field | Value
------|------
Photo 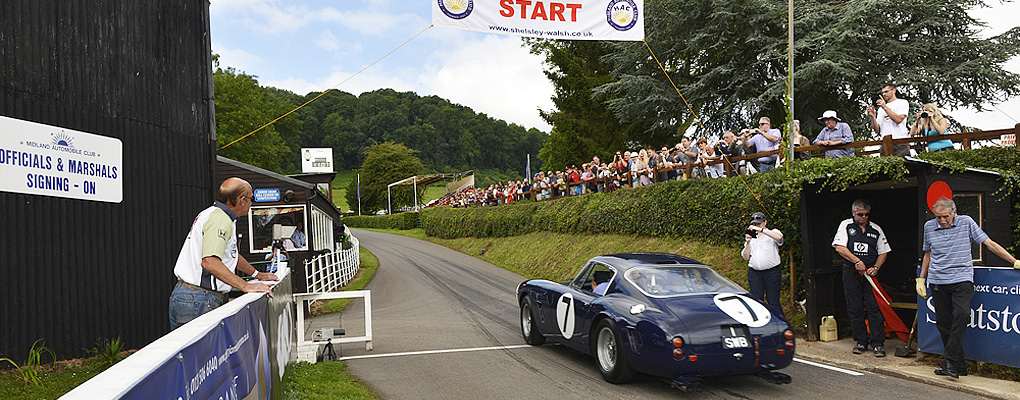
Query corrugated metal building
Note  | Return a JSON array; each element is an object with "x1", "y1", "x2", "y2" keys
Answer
[{"x1": 1, "y1": 1, "x2": 216, "y2": 359}]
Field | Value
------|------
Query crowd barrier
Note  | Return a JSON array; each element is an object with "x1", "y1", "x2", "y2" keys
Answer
[
  {"x1": 306, "y1": 227, "x2": 361, "y2": 296},
  {"x1": 62, "y1": 272, "x2": 295, "y2": 400}
]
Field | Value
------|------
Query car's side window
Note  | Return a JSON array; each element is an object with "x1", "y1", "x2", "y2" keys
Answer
[{"x1": 570, "y1": 262, "x2": 597, "y2": 290}]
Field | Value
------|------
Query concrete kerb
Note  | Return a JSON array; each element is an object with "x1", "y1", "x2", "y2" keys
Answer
[{"x1": 795, "y1": 339, "x2": 1020, "y2": 400}]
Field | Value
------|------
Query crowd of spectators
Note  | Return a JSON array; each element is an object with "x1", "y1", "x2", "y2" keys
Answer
[{"x1": 425, "y1": 91, "x2": 961, "y2": 208}]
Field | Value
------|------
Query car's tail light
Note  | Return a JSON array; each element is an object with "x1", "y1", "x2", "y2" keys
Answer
[
  {"x1": 672, "y1": 337, "x2": 684, "y2": 347},
  {"x1": 785, "y1": 340, "x2": 795, "y2": 349},
  {"x1": 784, "y1": 330, "x2": 794, "y2": 340},
  {"x1": 777, "y1": 349, "x2": 785, "y2": 355},
  {"x1": 673, "y1": 348, "x2": 684, "y2": 358},
  {"x1": 688, "y1": 355, "x2": 698, "y2": 361}
]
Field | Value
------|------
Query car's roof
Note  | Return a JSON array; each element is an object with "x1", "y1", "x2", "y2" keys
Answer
[{"x1": 593, "y1": 253, "x2": 705, "y2": 271}]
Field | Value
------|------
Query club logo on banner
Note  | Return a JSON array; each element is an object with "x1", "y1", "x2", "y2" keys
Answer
[
  {"x1": 432, "y1": 0, "x2": 644, "y2": 41},
  {"x1": 438, "y1": 0, "x2": 474, "y2": 19},
  {"x1": 606, "y1": 0, "x2": 638, "y2": 31}
]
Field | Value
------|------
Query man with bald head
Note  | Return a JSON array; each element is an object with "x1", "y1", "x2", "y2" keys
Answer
[{"x1": 169, "y1": 177, "x2": 277, "y2": 330}]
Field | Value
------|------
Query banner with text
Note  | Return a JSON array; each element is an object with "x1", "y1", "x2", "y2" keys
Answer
[
  {"x1": 432, "y1": 0, "x2": 644, "y2": 41},
  {"x1": 918, "y1": 266, "x2": 1020, "y2": 368},
  {"x1": 0, "y1": 116, "x2": 123, "y2": 202}
]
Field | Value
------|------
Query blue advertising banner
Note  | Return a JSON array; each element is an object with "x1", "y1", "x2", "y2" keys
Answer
[
  {"x1": 254, "y1": 188, "x2": 280, "y2": 202},
  {"x1": 122, "y1": 298, "x2": 271, "y2": 400},
  {"x1": 918, "y1": 266, "x2": 1020, "y2": 368}
]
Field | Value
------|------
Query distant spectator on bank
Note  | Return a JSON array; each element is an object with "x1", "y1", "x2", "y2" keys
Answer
[
  {"x1": 867, "y1": 83, "x2": 910, "y2": 156},
  {"x1": 613, "y1": 151, "x2": 629, "y2": 188},
  {"x1": 598, "y1": 162, "x2": 612, "y2": 192},
  {"x1": 701, "y1": 143, "x2": 725, "y2": 178},
  {"x1": 910, "y1": 103, "x2": 953, "y2": 153},
  {"x1": 657, "y1": 147, "x2": 672, "y2": 182},
  {"x1": 690, "y1": 139, "x2": 709, "y2": 179},
  {"x1": 636, "y1": 149, "x2": 652, "y2": 186},
  {"x1": 744, "y1": 117, "x2": 782, "y2": 172},
  {"x1": 716, "y1": 130, "x2": 746, "y2": 176},
  {"x1": 569, "y1": 166, "x2": 582, "y2": 195},
  {"x1": 813, "y1": 110, "x2": 855, "y2": 159}
]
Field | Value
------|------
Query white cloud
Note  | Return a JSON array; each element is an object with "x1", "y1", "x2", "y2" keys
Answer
[
  {"x1": 417, "y1": 34, "x2": 553, "y2": 131},
  {"x1": 210, "y1": 0, "x2": 313, "y2": 34},
  {"x1": 211, "y1": 42, "x2": 263, "y2": 75},
  {"x1": 315, "y1": 30, "x2": 340, "y2": 52}
]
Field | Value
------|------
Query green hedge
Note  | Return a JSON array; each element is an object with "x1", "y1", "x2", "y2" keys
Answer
[
  {"x1": 422, "y1": 147, "x2": 1020, "y2": 251},
  {"x1": 345, "y1": 211, "x2": 420, "y2": 230}
]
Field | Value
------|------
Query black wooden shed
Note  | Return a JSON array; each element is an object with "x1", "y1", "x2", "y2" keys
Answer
[
  {"x1": 1, "y1": 1, "x2": 216, "y2": 359},
  {"x1": 800, "y1": 158, "x2": 1012, "y2": 340}
]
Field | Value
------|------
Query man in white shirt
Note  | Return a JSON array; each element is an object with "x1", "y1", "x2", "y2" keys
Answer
[
  {"x1": 741, "y1": 211, "x2": 785, "y2": 317},
  {"x1": 867, "y1": 83, "x2": 910, "y2": 156},
  {"x1": 169, "y1": 177, "x2": 276, "y2": 330}
]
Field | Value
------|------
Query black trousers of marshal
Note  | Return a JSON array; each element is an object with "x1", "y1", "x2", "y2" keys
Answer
[
  {"x1": 842, "y1": 266, "x2": 884, "y2": 347},
  {"x1": 932, "y1": 281, "x2": 974, "y2": 372}
]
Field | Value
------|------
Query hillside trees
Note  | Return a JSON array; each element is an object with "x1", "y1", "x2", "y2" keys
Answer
[
  {"x1": 532, "y1": 0, "x2": 1020, "y2": 154},
  {"x1": 345, "y1": 142, "x2": 425, "y2": 213},
  {"x1": 213, "y1": 65, "x2": 291, "y2": 171}
]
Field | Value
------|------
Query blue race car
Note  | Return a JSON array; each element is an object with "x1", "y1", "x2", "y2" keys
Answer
[{"x1": 516, "y1": 253, "x2": 794, "y2": 390}]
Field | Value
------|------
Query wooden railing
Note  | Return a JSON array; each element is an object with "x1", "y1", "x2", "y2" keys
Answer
[{"x1": 438, "y1": 125, "x2": 1018, "y2": 206}]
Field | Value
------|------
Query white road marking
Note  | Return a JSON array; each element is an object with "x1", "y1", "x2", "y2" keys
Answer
[
  {"x1": 340, "y1": 344, "x2": 532, "y2": 361},
  {"x1": 794, "y1": 357, "x2": 864, "y2": 376}
]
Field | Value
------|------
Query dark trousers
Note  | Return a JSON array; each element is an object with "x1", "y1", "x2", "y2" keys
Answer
[
  {"x1": 932, "y1": 281, "x2": 974, "y2": 372},
  {"x1": 748, "y1": 266, "x2": 784, "y2": 318},
  {"x1": 842, "y1": 267, "x2": 884, "y2": 347}
]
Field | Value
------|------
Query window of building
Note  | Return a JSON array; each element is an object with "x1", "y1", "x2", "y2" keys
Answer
[{"x1": 248, "y1": 205, "x2": 308, "y2": 253}]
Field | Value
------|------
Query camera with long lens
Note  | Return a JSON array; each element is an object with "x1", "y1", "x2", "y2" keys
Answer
[{"x1": 920, "y1": 111, "x2": 930, "y2": 119}]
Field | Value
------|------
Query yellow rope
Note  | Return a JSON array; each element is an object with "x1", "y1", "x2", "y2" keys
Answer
[
  {"x1": 642, "y1": 40, "x2": 772, "y2": 220},
  {"x1": 219, "y1": 24, "x2": 435, "y2": 151}
]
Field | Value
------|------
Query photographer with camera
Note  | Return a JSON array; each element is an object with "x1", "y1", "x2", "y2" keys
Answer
[
  {"x1": 743, "y1": 117, "x2": 782, "y2": 172},
  {"x1": 866, "y1": 83, "x2": 910, "y2": 156},
  {"x1": 909, "y1": 103, "x2": 953, "y2": 152},
  {"x1": 741, "y1": 211, "x2": 785, "y2": 317}
]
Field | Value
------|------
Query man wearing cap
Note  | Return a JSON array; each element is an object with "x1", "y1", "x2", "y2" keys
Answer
[
  {"x1": 741, "y1": 211, "x2": 785, "y2": 317},
  {"x1": 813, "y1": 110, "x2": 855, "y2": 159},
  {"x1": 832, "y1": 199, "x2": 890, "y2": 357}
]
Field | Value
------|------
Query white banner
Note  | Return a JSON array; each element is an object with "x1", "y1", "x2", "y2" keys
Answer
[
  {"x1": 0, "y1": 116, "x2": 123, "y2": 203},
  {"x1": 301, "y1": 148, "x2": 334, "y2": 173},
  {"x1": 432, "y1": 0, "x2": 644, "y2": 41}
]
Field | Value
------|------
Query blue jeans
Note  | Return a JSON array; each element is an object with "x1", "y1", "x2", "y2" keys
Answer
[
  {"x1": 758, "y1": 161, "x2": 776, "y2": 173},
  {"x1": 169, "y1": 282, "x2": 225, "y2": 331},
  {"x1": 748, "y1": 266, "x2": 784, "y2": 318}
]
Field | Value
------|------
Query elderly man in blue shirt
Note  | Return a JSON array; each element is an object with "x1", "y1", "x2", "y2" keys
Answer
[
  {"x1": 813, "y1": 110, "x2": 855, "y2": 159},
  {"x1": 918, "y1": 197, "x2": 1020, "y2": 378},
  {"x1": 743, "y1": 117, "x2": 782, "y2": 172}
]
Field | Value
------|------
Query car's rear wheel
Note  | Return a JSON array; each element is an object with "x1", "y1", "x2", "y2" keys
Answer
[
  {"x1": 520, "y1": 299, "x2": 545, "y2": 345},
  {"x1": 595, "y1": 319, "x2": 635, "y2": 383}
]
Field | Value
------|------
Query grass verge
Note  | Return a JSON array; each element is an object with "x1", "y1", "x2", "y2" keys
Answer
[
  {"x1": 283, "y1": 246, "x2": 381, "y2": 399},
  {"x1": 0, "y1": 357, "x2": 117, "y2": 399}
]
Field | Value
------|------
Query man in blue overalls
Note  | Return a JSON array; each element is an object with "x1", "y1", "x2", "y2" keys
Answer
[{"x1": 832, "y1": 199, "x2": 891, "y2": 357}]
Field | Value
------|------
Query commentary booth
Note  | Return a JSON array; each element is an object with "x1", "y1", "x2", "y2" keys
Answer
[
  {"x1": 217, "y1": 156, "x2": 344, "y2": 294},
  {"x1": 800, "y1": 158, "x2": 1017, "y2": 367}
]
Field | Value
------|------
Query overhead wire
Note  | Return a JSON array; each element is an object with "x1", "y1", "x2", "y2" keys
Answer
[
  {"x1": 642, "y1": 39, "x2": 773, "y2": 220},
  {"x1": 218, "y1": 24, "x2": 435, "y2": 151}
]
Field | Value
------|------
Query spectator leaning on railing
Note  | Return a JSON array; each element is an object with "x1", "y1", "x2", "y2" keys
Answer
[
  {"x1": 813, "y1": 110, "x2": 855, "y2": 159},
  {"x1": 744, "y1": 117, "x2": 783, "y2": 172}
]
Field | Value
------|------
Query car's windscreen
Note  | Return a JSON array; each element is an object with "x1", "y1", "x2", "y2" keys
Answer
[{"x1": 625, "y1": 266, "x2": 744, "y2": 297}]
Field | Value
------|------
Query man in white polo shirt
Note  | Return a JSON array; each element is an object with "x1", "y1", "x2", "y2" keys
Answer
[{"x1": 169, "y1": 177, "x2": 277, "y2": 330}]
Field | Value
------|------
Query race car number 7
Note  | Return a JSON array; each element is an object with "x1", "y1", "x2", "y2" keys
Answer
[
  {"x1": 556, "y1": 293, "x2": 576, "y2": 339},
  {"x1": 713, "y1": 293, "x2": 772, "y2": 328}
]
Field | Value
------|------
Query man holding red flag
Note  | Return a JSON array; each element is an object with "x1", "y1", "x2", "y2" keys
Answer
[{"x1": 832, "y1": 199, "x2": 891, "y2": 357}]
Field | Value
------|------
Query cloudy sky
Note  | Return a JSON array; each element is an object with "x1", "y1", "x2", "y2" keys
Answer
[{"x1": 210, "y1": 0, "x2": 1019, "y2": 134}]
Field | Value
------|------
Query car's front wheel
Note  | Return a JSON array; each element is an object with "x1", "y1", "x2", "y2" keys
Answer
[
  {"x1": 520, "y1": 299, "x2": 545, "y2": 345},
  {"x1": 595, "y1": 319, "x2": 634, "y2": 383}
]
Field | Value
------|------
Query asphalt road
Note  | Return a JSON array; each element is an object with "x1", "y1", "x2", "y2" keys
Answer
[{"x1": 330, "y1": 229, "x2": 983, "y2": 400}]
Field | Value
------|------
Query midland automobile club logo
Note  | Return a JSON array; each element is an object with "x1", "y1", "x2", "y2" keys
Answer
[
  {"x1": 438, "y1": 0, "x2": 473, "y2": 20},
  {"x1": 606, "y1": 0, "x2": 638, "y2": 31}
]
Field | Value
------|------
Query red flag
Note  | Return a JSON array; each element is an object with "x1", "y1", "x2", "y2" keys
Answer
[{"x1": 865, "y1": 275, "x2": 910, "y2": 342}]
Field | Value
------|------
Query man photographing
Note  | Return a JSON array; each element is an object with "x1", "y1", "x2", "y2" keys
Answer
[
  {"x1": 741, "y1": 211, "x2": 784, "y2": 317},
  {"x1": 866, "y1": 83, "x2": 910, "y2": 156}
]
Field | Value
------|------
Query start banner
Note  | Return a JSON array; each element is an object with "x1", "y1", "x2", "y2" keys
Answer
[
  {"x1": 918, "y1": 266, "x2": 1020, "y2": 368},
  {"x1": 432, "y1": 0, "x2": 644, "y2": 41}
]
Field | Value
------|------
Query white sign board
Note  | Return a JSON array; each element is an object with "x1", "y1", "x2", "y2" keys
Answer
[
  {"x1": 301, "y1": 148, "x2": 334, "y2": 173},
  {"x1": 432, "y1": 0, "x2": 644, "y2": 41},
  {"x1": 0, "y1": 116, "x2": 123, "y2": 203}
]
